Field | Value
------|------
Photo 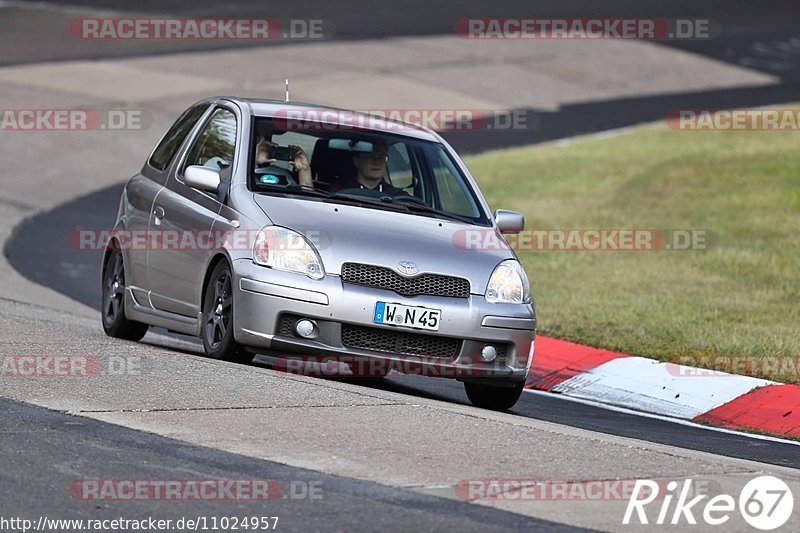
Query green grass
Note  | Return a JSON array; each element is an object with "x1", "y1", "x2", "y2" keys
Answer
[{"x1": 464, "y1": 120, "x2": 800, "y2": 382}]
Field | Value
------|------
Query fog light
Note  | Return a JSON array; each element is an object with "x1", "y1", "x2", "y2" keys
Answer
[
  {"x1": 481, "y1": 345, "x2": 498, "y2": 363},
  {"x1": 295, "y1": 319, "x2": 317, "y2": 338}
]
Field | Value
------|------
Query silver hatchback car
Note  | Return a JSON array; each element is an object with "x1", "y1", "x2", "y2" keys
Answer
[{"x1": 102, "y1": 97, "x2": 536, "y2": 410}]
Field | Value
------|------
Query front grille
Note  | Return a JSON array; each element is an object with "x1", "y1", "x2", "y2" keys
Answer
[
  {"x1": 340, "y1": 263, "x2": 470, "y2": 298},
  {"x1": 495, "y1": 343, "x2": 510, "y2": 361},
  {"x1": 277, "y1": 314, "x2": 301, "y2": 336},
  {"x1": 341, "y1": 324, "x2": 461, "y2": 358}
]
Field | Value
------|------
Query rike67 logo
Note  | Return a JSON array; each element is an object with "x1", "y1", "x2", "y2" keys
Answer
[{"x1": 624, "y1": 476, "x2": 793, "y2": 530}]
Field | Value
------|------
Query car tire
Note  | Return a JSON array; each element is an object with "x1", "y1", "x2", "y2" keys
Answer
[
  {"x1": 202, "y1": 261, "x2": 252, "y2": 364},
  {"x1": 101, "y1": 250, "x2": 149, "y2": 341},
  {"x1": 464, "y1": 381, "x2": 524, "y2": 411}
]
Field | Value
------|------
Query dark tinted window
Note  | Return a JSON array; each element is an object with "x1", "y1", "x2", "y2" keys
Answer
[{"x1": 148, "y1": 104, "x2": 208, "y2": 171}]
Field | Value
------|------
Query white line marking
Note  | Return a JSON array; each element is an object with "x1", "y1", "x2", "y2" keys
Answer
[{"x1": 551, "y1": 356, "x2": 774, "y2": 419}]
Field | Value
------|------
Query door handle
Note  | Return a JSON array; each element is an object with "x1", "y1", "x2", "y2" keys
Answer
[{"x1": 153, "y1": 206, "x2": 165, "y2": 226}]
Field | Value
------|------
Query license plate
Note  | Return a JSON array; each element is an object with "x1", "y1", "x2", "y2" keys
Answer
[{"x1": 373, "y1": 302, "x2": 441, "y2": 331}]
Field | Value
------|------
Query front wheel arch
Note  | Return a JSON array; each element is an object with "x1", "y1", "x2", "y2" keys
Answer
[
  {"x1": 200, "y1": 257, "x2": 251, "y2": 363},
  {"x1": 100, "y1": 239, "x2": 120, "y2": 291},
  {"x1": 200, "y1": 253, "x2": 232, "y2": 313}
]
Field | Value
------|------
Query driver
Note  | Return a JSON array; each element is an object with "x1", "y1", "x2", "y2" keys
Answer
[{"x1": 329, "y1": 139, "x2": 408, "y2": 195}]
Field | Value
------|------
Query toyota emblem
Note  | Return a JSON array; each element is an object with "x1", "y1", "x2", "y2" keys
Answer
[{"x1": 397, "y1": 261, "x2": 419, "y2": 276}]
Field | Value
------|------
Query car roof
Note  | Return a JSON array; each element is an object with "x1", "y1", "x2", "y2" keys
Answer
[{"x1": 218, "y1": 97, "x2": 442, "y2": 142}]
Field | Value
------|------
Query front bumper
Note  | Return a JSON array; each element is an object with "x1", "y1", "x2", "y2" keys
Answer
[{"x1": 232, "y1": 259, "x2": 536, "y2": 381}]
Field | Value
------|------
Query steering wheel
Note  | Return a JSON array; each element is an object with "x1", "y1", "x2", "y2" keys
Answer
[{"x1": 393, "y1": 195, "x2": 428, "y2": 206}]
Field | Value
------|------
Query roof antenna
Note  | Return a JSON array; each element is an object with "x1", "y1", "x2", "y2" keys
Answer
[{"x1": 284, "y1": 78, "x2": 290, "y2": 103}]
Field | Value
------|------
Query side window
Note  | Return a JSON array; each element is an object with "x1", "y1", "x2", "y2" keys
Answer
[
  {"x1": 182, "y1": 108, "x2": 237, "y2": 175},
  {"x1": 430, "y1": 150, "x2": 481, "y2": 218},
  {"x1": 149, "y1": 104, "x2": 208, "y2": 171}
]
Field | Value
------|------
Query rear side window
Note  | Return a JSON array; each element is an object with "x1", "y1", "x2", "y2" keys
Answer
[{"x1": 148, "y1": 104, "x2": 208, "y2": 171}]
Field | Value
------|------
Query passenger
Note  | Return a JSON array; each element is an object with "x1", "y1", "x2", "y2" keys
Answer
[{"x1": 254, "y1": 123, "x2": 313, "y2": 188}]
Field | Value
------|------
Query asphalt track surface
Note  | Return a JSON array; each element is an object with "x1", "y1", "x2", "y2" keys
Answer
[
  {"x1": 5, "y1": 0, "x2": 800, "y2": 478},
  {"x1": 4, "y1": 0, "x2": 800, "y2": 80},
  {"x1": 5, "y1": 184, "x2": 800, "y2": 470},
  {"x1": 4, "y1": 1, "x2": 800, "y2": 530},
  {"x1": 0, "y1": 397, "x2": 576, "y2": 531}
]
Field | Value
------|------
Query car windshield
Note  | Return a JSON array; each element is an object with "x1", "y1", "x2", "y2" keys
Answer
[{"x1": 249, "y1": 116, "x2": 489, "y2": 225}]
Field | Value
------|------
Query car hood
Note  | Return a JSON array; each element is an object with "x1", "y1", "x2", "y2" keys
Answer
[{"x1": 252, "y1": 194, "x2": 515, "y2": 294}]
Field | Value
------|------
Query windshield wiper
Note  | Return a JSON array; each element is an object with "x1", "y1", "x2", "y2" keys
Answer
[
  {"x1": 273, "y1": 185, "x2": 410, "y2": 212},
  {"x1": 382, "y1": 198, "x2": 477, "y2": 224},
  {"x1": 280, "y1": 185, "x2": 336, "y2": 198}
]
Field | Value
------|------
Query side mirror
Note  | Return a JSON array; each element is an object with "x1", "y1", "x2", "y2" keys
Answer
[
  {"x1": 185, "y1": 165, "x2": 221, "y2": 193},
  {"x1": 494, "y1": 209, "x2": 525, "y2": 234}
]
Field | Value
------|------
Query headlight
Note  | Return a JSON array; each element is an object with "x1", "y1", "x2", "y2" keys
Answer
[
  {"x1": 485, "y1": 259, "x2": 531, "y2": 304},
  {"x1": 253, "y1": 227, "x2": 325, "y2": 280}
]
